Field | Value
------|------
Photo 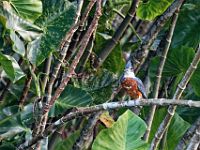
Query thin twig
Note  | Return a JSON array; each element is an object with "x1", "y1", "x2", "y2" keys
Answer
[
  {"x1": 77, "y1": 32, "x2": 95, "y2": 73},
  {"x1": 143, "y1": 10, "x2": 179, "y2": 142},
  {"x1": 41, "y1": 54, "x2": 52, "y2": 94},
  {"x1": 130, "y1": 0, "x2": 185, "y2": 73},
  {"x1": 65, "y1": 0, "x2": 85, "y2": 60},
  {"x1": 19, "y1": 66, "x2": 35, "y2": 108},
  {"x1": 150, "y1": 44, "x2": 200, "y2": 150},
  {"x1": 93, "y1": 0, "x2": 140, "y2": 68}
]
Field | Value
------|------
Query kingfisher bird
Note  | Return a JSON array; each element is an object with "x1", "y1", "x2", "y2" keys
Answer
[{"x1": 120, "y1": 60, "x2": 147, "y2": 99}]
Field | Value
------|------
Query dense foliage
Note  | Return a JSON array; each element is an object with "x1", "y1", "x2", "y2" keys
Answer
[{"x1": 0, "y1": 0, "x2": 200, "y2": 150}]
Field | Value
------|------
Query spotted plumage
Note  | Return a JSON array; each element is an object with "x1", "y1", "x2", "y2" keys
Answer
[{"x1": 120, "y1": 60, "x2": 147, "y2": 99}]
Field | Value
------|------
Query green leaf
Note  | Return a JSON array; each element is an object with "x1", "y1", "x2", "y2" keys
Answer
[
  {"x1": 0, "y1": 104, "x2": 33, "y2": 140},
  {"x1": 92, "y1": 110, "x2": 148, "y2": 150},
  {"x1": 0, "y1": 143, "x2": 15, "y2": 150},
  {"x1": 28, "y1": 0, "x2": 76, "y2": 65},
  {"x1": 136, "y1": 0, "x2": 174, "y2": 20},
  {"x1": 73, "y1": 70, "x2": 118, "y2": 104},
  {"x1": 6, "y1": 0, "x2": 42, "y2": 22},
  {"x1": 163, "y1": 46, "x2": 195, "y2": 76},
  {"x1": 149, "y1": 108, "x2": 190, "y2": 149},
  {"x1": 0, "y1": 53, "x2": 25, "y2": 82},
  {"x1": 49, "y1": 85, "x2": 93, "y2": 117},
  {"x1": 171, "y1": 3, "x2": 200, "y2": 49},
  {"x1": 163, "y1": 46, "x2": 200, "y2": 96},
  {"x1": 54, "y1": 130, "x2": 80, "y2": 150},
  {"x1": 0, "y1": 3, "x2": 43, "y2": 55},
  {"x1": 190, "y1": 69, "x2": 200, "y2": 96},
  {"x1": 149, "y1": 46, "x2": 200, "y2": 96},
  {"x1": 166, "y1": 113, "x2": 190, "y2": 149}
]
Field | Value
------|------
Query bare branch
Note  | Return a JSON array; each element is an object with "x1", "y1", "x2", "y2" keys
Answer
[
  {"x1": 17, "y1": 98, "x2": 200, "y2": 149},
  {"x1": 150, "y1": 44, "x2": 200, "y2": 150},
  {"x1": 144, "y1": 9, "x2": 180, "y2": 142}
]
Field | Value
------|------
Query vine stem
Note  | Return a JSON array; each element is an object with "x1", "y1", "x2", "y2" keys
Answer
[
  {"x1": 150, "y1": 44, "x2": 200, "y2": 150},
  {"x1": 143, "y1": 9, "x2": 180, "y2": 142}
]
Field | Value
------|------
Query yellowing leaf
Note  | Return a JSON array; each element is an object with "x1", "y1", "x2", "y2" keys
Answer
[{"x1": 99, "y1": 112, "x2": 115, "y2": 128}]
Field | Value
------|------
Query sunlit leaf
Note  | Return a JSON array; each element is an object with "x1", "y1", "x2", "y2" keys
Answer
[
  {"x1": 99, "y1": 111, "x2": 115, "y2": 128},
  {"x1": 4, "y1": 0, "x2": 42, "y2": 22},
  {"x1": 92, "y1": 110, "x2": 148, "y2": 150},
  {"x1": 136, "y1": 0, "x2": 173, "y2": 20},
  {"x1": 0, "y1": 3, "x2": 43, "y2": 55}
]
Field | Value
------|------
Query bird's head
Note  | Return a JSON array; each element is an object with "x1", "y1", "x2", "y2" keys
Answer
[{"x1": 124, "y1": 60, "x2": 135, "y2": 78}]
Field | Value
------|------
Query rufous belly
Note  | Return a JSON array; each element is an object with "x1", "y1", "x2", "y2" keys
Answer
[{"x1": 121, "y1": 78, "x2": 142, "y2": 99}]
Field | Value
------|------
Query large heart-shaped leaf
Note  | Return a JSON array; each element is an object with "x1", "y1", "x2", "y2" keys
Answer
[
  {"x1": 149, "y1": 46, "x2": 200, "y2": 96},
  {"x1": 92, "y1": 110, "x2": 148, "y2": 150},
  {"x1": 49, "y1": 85, "x2": 93, "y2": 117},
  {"x1": 0, "y1": 53, "x2": 25, "y2": 82},
  {"x1": 3, "y1": 0, "x2": 42, "y2": 22},
  {"x1": 136, "y1": 0, "x2": 173, "y2": 20},
  {"x1": 27, "y1": 0, "x2": 76, "y2": 65},
  {"x1": 171, "y1": 3, "x2": 200, "y2": 49}
]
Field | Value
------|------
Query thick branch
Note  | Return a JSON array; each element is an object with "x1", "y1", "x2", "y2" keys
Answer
[
  {"x1": 17, "y1": 98, "x2": 200, "y2": 149},
  {"x1": 130, "y1": 0, "x2": 184, "y2": 73},
  {"x1": 93, "y1": 0, "x2": 140, "y2": 68},
  {"x1": 150, "y1": 44, "x2": 200, "y2": 150},
  {"x1": 144, "y1": 10, "x2": 179, "y2": 142}
]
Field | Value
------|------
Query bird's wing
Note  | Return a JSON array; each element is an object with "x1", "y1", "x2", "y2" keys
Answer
[{"x1": 134, "y1": 77, "x2": 147, "y2": 98}]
